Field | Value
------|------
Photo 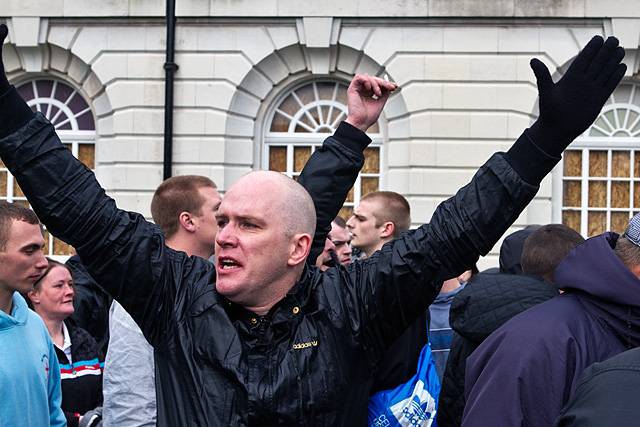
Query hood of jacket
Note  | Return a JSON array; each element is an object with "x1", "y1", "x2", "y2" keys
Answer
[
  {"x1": 450, "y1": 272, "x2": 557, "y2": 342},
  {"x1": 555, "y1": 232, "x2": 640, "y2": 307},
  {"x1": 498, "y1": 225, "x2": 540, "y2": 274},
  {"x1": 554, "y1": 232, "x2": 640, "y2": 348},
  {"x1": 0, "y1": 292, "x2": 28, "y2": 330}
]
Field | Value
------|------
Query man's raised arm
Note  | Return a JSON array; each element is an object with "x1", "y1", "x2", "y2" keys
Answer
[
  {"x1": 0, "y1": 24, "x2": 178, "y2": 345},
  {"x1": 299, "y1": 75, "x2": 396, "y2": 263},
  {"x1": 345, "y1": 35, "x2": 626, "y2": 356}
]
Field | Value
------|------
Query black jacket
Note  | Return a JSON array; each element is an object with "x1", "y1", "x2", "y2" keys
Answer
[
  {"x1": 436, "y1": 271, "x2": 558, "y2": 426},
  {"x1": 0, "y1": 104, "x2": 544, "y2": 424},
  {"x1": 67, "y1": 255, "x2": 112, "y2": 355},
  {"x1": 371, "y1": 311, "x2": 428, "y2": 394},
  {"x1": 57, "y1": 321, "x2": 104, "y2": 427},
  {"x1": 556, "y1": 346, "x2": 640, "y2": 427}
]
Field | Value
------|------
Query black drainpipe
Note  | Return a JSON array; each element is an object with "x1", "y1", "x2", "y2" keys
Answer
[{"x1": 163, "y1": 0, "x2": 178, "y2": 180}]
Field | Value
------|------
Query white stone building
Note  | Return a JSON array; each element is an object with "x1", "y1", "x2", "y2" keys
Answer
[{"x1": 2, "y1": 0, "x2": 640, "y2": 267}]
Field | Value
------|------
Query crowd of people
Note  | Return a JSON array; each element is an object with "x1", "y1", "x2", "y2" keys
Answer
[{"x1": 0, "y1": 21, "x2": 638, "y2": 426}]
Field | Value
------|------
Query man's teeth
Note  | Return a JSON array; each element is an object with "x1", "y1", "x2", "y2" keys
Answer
[{"x1": 221, "y1": 259, "x2": 239, "y2": 269}]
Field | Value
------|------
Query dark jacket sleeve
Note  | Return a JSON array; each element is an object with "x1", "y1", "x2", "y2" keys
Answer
[
  {"x1": 298, "y1": 121, "x2": 368, "y2": 264},
  {"x1": 339, "y1": 149, "x2": 541, "y2": 361},
  {"x1": 0, "y1": 111, "x2": 181, "y2": 346}
]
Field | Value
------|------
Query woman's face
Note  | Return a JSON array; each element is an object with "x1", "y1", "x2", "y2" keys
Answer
[{"x1": 29, "y1": 265, "x2": 75, "y2": 320}]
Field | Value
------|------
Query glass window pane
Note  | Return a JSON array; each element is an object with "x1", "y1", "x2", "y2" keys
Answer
[
  {"x1": 268, "y1": 147, "x2": 287, "y2": 172},
  {"x1": 612, "y1": 151, "x2": 630, "y2": 177},
  {"x1": 0, "y1": 172, "x2": 6, "y2": 197},
  {"x1": 588, "y1": 211, "x2": 606, "y2": 236},
  {"x1": 635, "y1": 152, "x2": 640, "y2": 178},
  {"x1": 336, "y1": 85, "x2": 348, "y2": 106},
  {"x1": 17, "y1": 83, "x2": 34, "y2": 102},
  {"x1": 361, "y1": 177, "x2": 379, "y2": 197},
  {"x1": 635, "y1": 182, "x2": 640, "y2": 208},
  {"x1": 611, "y1": 212, "x2": 630, "y2": 234},
  {"x1": 295, "y1": 85, "x2": 315, "y2": 106},
  {"x1": 611, "y1": 182, "x2": 630, "y2": 208},
  {"x1": 629, "y1": 111, "x2": 640, "y2": 133},
  {"x1": 363, "y1": 147, "x2": 380, "y2": 173},
  {"x1": 78, "y1": 144, "x2": 95, "y2": 169},
  {"x1": 588, "y1": 181, "x2": 606, "y2": 207},
  {"x1": 589, "y1": 151, "x2": 607, "y2": 177},
  {"x1": 316, "y1": 82, "x2": 336, "y2": 101},
  {"x1": 13, "y1": 199, "x2": 29, "y2": 208},
  {"x1": 277, "y1": 94, "x2": 298, "y2": 117},
  {"x1": 562, "y1": 210, "x2": 581, "y2": 233},
  {"x1": 36, "y1": 80, "x2": 53, "y2": 98},
  {"x1": 329, "y1": 108, "x2": 346, "y2": 127},
  {"x1": 309, "y1": 108, "x2": 321, "y2": 129},
  {"x1": 270, "y1": 111, "x2": 290, "y2": 132},
  {"x1": 294, "y1": 124, "x2": 311, "y2": 133},
  {"x1": 563, "y1": 180, "x2": 581, "y2": 207},
  {"x1": 294, "y1": 147, "x2": 311, "y2": 173},
  {"x1": 604, "y1": 110, "x2": 617, "y2": 129},
  {"x1": 589, "y1": 126, "x2": 607, "y2": 137},
  {"x1": 76, "y1": 109, "x2": 95, "y2": 131}
]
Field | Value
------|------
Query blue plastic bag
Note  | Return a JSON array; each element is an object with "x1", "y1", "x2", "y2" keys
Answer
[{"x1": 368, "y1": 343, "x2": 441, "y2": 427}]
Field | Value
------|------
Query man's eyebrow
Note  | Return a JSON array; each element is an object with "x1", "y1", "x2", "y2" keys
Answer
[
  {"x1": 20, "y1": 242, "x2": 43, "y2": 251},
  {"x1": 236, "y1": 215, "x2": 265, "y2": 224}
]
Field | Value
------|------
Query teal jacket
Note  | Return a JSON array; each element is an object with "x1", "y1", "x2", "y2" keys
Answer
[{"x1": 0, "y1": 292, "x2": 66, "y2": 426}]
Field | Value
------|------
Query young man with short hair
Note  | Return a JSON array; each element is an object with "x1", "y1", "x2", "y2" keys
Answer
[
  {"x1": 347, "y1": 191, "x2": 411, "y2": 258},
  {"x1": 0, "y1": 201, "x2": 65, "y2": 426},
  {"x1": 103, "y1": 174, "x2": 221, "y2": 426}
]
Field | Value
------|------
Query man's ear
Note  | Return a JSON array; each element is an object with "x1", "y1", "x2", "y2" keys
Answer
[
  {"x1": 178, "y1": 211, "x2": 196, "y2": 233},
  {"x1": 379, "y1": 222, "x2": 395, "y2": 239},
  {"x1": 27, "y1": 289, "x2": 39, "y2": 305},
  {"x1": 288, "y1": 233, "x2": 313, "y2": 267}
]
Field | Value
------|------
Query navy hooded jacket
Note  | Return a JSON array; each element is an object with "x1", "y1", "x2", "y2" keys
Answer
[{"x1": 463, "y1": 232, "x2": 640, "y2": 427}]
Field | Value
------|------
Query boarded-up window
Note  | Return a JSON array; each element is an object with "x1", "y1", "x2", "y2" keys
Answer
[{"x1": 560, "y1": 83, "x2": 640, "y2": 236}]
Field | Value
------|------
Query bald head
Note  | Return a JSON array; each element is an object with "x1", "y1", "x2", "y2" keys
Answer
[{"x1": 228, "y1": 171, "x2": 316, "y2": 237}]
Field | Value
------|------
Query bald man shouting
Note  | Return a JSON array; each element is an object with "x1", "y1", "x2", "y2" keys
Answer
[{"x1": 0, "y1": 22, "x2": 627, "y2": 425}]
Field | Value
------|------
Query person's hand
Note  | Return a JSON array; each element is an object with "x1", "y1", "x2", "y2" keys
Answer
[
  {"x1": 0, "y1": 24, "x2": 10, "y2": 94},
  {"x1": 529, "y1": 35, "x2": 626, "y2": 155},
  {"x1": 345, "y1": 74, "x2": 397, "y2": 132}
]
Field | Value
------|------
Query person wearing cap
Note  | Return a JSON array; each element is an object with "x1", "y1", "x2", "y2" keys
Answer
[{"x1": 463, "y1": 214, "x2": 640, "y2": 427}]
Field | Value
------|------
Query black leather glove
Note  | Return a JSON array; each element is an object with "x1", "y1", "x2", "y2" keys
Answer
[
  {"x1": 0, "y1": 24, "x2": 11, "y2": 95},
  {"x1": 528, "y1": 35, "x2": 626, "y2": 157}
]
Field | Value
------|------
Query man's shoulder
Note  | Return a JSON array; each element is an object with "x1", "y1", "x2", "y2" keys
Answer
[{"x1": 481, "y1": 294, "x2": 586, "y2": 347}]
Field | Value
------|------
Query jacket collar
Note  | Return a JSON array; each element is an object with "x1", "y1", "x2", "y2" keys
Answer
[{"x1": 0, "y1": 292, "x2": 28, "y2": 330}]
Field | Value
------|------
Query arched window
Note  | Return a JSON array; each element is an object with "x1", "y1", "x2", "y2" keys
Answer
[
  {"x1": 558, "y1": 82, "x2": 640, "y2": 236},
  {"x1": 0, "y1": 78, "x2": 96, "y2": 258},
  {"x1": 264, "y1": 80, "x2": 383, "y2": 219}
]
